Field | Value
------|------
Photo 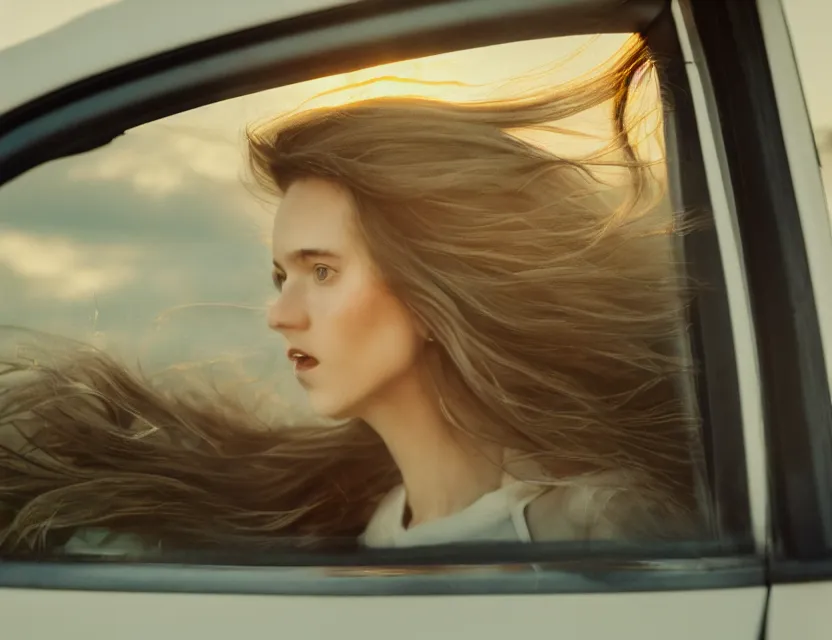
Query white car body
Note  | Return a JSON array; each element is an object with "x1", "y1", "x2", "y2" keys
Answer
[{"x1": 1, "y1": 1, "x2": 830, "y2": 638}]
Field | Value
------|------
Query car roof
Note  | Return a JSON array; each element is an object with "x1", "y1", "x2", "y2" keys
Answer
[{"x1": 0, "y1": 0, "x2": 350, "y2": 116}]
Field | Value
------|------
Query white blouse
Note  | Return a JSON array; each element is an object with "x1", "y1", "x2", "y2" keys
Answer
[
  {"x1": 360, "y1": 470, "x2": 644, "y2": 548},
  {"x1": 360, "y1": 480, "x2": 547, "y2": 548}
]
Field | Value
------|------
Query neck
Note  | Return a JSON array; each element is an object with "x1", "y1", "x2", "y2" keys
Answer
[{"x1": 360, "y1": 365, "x2": 503, "y2": 528}]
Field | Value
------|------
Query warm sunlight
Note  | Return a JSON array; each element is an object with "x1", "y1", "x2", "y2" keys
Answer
[
  {"x1": 117, "y1": 33, "x2": 665, "y2": 203},
  {"x1": 247, "y1": 33, "x2": 663, "y2": 162}
]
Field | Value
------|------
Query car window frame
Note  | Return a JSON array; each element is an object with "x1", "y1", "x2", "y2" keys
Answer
[
  {"x1": 682, "y1": 0, "x2": 832, "y2": 569},
  {"x1": 0, "y1": 0, "x2": 769, "y2": 596},
  {"x1": 756, "y1": 0, "x2": 832, "y2": 578},
  {"x1": 646, "y1": 1, "x2": 758, "y2": 551}
]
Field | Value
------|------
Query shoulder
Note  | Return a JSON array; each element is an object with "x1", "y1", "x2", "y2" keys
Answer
[{"x1": 524, "y1": 472, "x2": 702, "y2": 542}]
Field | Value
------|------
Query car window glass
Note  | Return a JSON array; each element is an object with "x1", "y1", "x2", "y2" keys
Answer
[{"x1": 0, "y1": 33, "x2": 723, "y2": 560}]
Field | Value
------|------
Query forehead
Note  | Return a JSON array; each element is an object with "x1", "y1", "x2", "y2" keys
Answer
[{"x1": 272, "y1": 178, "x2": 357, "y2": 256}]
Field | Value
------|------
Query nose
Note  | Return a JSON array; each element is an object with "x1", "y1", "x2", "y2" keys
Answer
[{"x1": 267, "y1": 289, "x2": 309, "y2": 334}]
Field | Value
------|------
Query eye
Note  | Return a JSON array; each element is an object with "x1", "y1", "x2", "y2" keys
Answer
[
  {"x1": 314, "y1": 265, "x2": 333, "y2": 283},
  {"x1": 271, "y1": 268, "x2": 286, "y2": 292}
]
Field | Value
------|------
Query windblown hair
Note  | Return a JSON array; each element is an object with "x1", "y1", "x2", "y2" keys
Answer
[{"x1": 0, "y1": 36, "x2": 709, "y2": 556}]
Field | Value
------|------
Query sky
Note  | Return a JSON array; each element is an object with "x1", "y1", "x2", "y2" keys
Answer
[
  {"x1": 0, "y1": 8, "x2": 638, "y2": 418},
  {"x1": 0, "y1": 0, "x2": 118, "y2": 49},
  {"x1": 0, "y1": 0, "x2": 829, "y2": 419}
]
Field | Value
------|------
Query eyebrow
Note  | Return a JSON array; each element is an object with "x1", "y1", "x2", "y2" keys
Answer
[{"x1": 272, "y1": 248, "x2": 339, "y2": 271}]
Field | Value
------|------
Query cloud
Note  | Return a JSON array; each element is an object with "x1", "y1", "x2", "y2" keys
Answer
[
  {"x1": 67, "y1": 147, "x2": 185, "y2": 197},
  {"x1": 65, "y1": 128, "x2": 244, "y2": 197},
  {"x1": 0, "y1": 231, "x2": 136, "y2": 300}
]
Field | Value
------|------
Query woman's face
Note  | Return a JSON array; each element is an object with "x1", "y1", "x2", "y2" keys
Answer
[{"x1": 268, "y1": 177, "x2": 425, "y2": 420}]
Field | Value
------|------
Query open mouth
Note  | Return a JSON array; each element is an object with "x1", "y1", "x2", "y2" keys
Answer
[{"x1": 287, "y1": 348, "x2": 319, "y2": 372}]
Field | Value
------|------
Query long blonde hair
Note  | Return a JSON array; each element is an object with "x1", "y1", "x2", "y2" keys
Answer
[{"x1": 0, "y1": 36, "x2": 706, "y2": 554}]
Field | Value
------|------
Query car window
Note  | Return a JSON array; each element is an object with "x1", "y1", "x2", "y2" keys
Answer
[
  {"x1": 0, "y1": 23, "x2": 752, "y2": 568},
  {"x1": 1, "y1": 34, "x2": 634, "y2": 419}
]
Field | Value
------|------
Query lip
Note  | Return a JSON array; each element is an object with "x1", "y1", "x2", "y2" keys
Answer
[{"x1": 287, "y1": 347, "x2": 319, "y2": 374}]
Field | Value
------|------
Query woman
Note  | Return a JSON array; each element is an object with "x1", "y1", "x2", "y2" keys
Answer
[{"x1": 0, "y1": 36, "x2": 709, "y2": 556}]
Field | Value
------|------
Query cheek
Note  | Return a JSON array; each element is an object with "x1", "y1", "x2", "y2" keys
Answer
[
  {"x1": 332, "y1": 282, "x2": 419, "y2": 370},
  {"x1": 313, "y1": 276, "x2": 421, "y2": 406}
]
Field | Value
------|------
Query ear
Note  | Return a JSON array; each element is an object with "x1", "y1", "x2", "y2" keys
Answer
[
  {"x1": 406, "y1": 306, "x2": 433, "y2": 343},
  {"x1": 418, "y1": 322, "x2": 436, "y2": 344}
]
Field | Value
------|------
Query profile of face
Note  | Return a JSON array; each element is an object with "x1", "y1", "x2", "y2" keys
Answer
[{"x1": 267, "y1": 177, "x2": 426, "y2": 420}]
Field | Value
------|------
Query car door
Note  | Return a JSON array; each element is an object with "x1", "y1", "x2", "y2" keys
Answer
[{"x1": 0, "y1": 1, "x2": 788, "y2": 638}]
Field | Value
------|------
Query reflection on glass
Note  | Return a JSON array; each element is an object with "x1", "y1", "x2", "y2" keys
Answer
[{"x1": 0, "y1": 35, "x2": 712, "y2": 560}]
